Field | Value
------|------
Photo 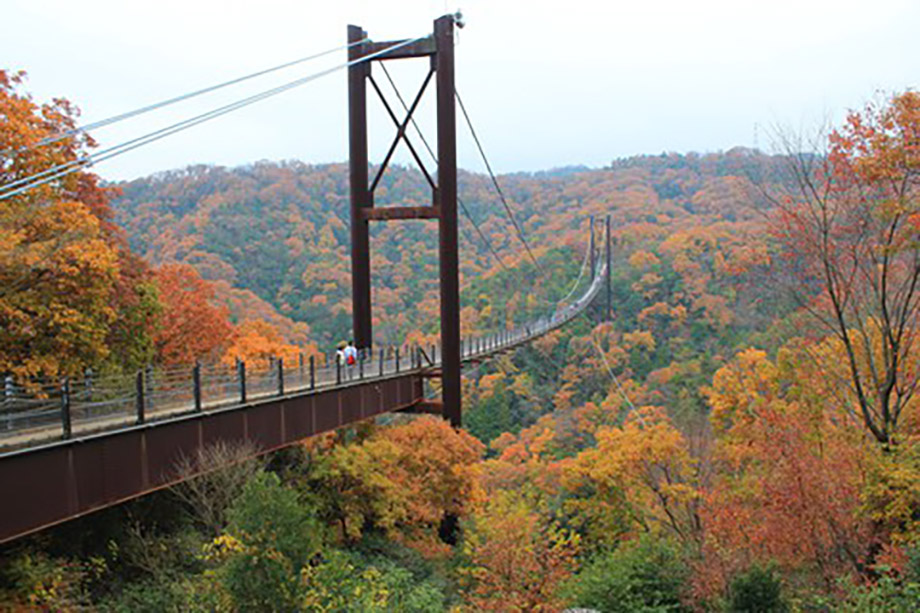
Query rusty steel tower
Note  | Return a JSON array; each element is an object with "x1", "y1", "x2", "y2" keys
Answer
[{"x1": 347, "y1": 14, "x2": 462, "y2": 426}]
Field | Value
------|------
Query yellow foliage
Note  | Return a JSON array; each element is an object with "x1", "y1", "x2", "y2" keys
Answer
[
  {"x1": 564, "y1": 407, "x2": 699, "y2": 543},
  {"x1": 623, "y1": 330, "x2": 656, "y2": 352},
  {"x1": 628, "y1": 249, "x2": 661, "y2": 270},
  {"x1": 704, "y1": 347, "x2": 781, "y2": 434},
  {"x1": 477, "y1": 373, "x2": 506, "y2": 401},
  {"x1": 0, "y1": 200, "x2": 119, "y2": 379}
]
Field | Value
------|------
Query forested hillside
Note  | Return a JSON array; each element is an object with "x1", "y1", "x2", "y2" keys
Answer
[
  {"x1": 109, "y1": 151, "x2": 791, "y2": 439},
  {"x1": 112, "y1": 150, "x2": 785, "y2": 347}
]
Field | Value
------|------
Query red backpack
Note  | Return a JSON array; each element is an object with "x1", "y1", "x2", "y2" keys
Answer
[{"x1": 346, "y1": 352, "x2": 356, "y2": 365}]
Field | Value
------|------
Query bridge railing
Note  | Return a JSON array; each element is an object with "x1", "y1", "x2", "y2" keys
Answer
[{"x1": 0, "y1": 262, "x2": 605, "y2": 453}]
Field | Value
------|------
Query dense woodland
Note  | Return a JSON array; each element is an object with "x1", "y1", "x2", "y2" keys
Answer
[{"x1": 3, "y1": 66, "x2": 920, "y2": 611}]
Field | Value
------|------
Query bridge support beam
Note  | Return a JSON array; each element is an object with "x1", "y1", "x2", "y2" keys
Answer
[
  {"x1": 606, "y1": 214, "x2": 612, "y2": 321},
  {"x1": 435, "y1": 15, "x2": 461, "y2": 428},
  {"x1": 348, "y1": 25, "x2": 373, "y2": 349},
  {"x1": 346, "y1": 14, "x2": 463, "y2": 427},
  {"x1": 0, "y1": 373, "x2": 425, "y2": 545},
  {"x1": 589, "y1": 215, "x2": 595, "y2": 281}
]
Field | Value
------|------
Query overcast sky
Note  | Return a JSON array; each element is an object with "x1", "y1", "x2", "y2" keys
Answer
[{"x1": 3, "y1": 0, "x2": 918, "y2": 181}]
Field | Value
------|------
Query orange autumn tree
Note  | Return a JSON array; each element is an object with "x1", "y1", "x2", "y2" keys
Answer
[
  {"x1": 0, "y1": 70, "x2": 122, "y2": 379},
  {"x1": 695, "y1": 346, "x2": 875, "y2": 599},
  {"x1": 563, "y1": 406, "x2": 702, "y2": 549},
  {"x1": 154, "y1": 263, "x2": 232, "y2": 365},
  {"x1": 308, "y1": 416, "x2": 483, "y2": 550},
  {"x1": 0, "y1": 200, "x2": 119, "y2": 379},
  {"x1": 769, "y1": 91, "x2": 920, "y2": 445},
  {"x1": 220, "y1": 319, "x2": 311, "y2": 366},
  {"x1": 460, "y1": 489, "x2": 579, "y2": 612}
]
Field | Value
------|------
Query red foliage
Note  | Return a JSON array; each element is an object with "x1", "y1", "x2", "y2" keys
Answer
[{"x1": 154, "y1": 263, "x2": 233, "y2": 364}]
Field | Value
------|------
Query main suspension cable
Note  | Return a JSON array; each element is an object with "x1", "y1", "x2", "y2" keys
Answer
[
  {"x1": 557, "y1": 229, "x2": 593, "y2": 304},
  {"x1": 0, "y1": 37, "x2": 425, "y2": 202},
  {"x1": 7, "y1": 38, "x2": 370, "y2": 156},
  {"x1": 456, "y1": 89, "x2": 544, "y2": 273}
]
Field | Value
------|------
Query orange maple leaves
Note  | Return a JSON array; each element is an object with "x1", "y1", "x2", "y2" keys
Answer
[{"x1": 154, "y1": 263, "x2": 233, "y2": 365}]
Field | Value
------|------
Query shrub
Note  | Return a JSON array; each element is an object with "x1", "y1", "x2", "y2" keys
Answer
[
  {"x1": 561, "y1": 536, "x2": 689, "y2": 612},
  {"x1": 727, "y1": 564, "x2": 788, "y2": 613}
]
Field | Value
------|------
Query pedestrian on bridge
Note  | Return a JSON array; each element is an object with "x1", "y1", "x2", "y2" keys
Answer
[{"x1": 344, "y1": 340, "x2": 358, "y2": 380}]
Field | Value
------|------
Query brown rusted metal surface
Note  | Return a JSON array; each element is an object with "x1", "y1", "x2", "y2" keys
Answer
[
  {"x1": 348, "y1": 24, "x2": 373, "y2": 350},
  {"x1": 360, "y1": 205, "x2": 440, "y2": 221},
  {"x1": 369, "y1": 69, "x2": 434, "y2": 194},
  {"x1": 347, "y1": 15, "x2": 462, "y2": 429},
  {"x1": 362, "y1": 38, "x2": 436, "y2": 60},
  {"x1": 435, "y1": 15, "x2": 462, "y2": 429},
  {"x1": 606, "y1": 214, "x2": 612, "y2": 321},
  {"x1": 399, "y1": 399, "x2": 443, "y2": 415},
  {"x1": 0, "y1": 373, "x2": 424, "y2": 545}
]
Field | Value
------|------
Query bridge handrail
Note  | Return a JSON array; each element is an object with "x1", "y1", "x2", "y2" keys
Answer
[{"x1": 0, "y1": 262, "x2": 605, "y2": 453}]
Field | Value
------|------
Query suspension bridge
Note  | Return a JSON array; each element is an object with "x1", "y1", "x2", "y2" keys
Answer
[{"x1": 0, "y1": 14, "x2": 614, "y2": 544}]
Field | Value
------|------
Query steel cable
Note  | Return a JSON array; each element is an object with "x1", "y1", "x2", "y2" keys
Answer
[
  {"x1": 377, "y1": 63, "x2": 511, "y2": 275},
  {"x1": 1, "y1": 36, "x2": 426, "y2": 201},
  {"x1": 5, "y1": 38, "x2": 370, "y2": 156},
  {"x1": 455, "y1": 89, "x2": 543, "y2": 273}
]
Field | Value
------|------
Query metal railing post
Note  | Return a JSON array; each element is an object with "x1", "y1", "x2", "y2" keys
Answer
[
  {"x1": 61, "y1": 378, "x2": 72, "y2": 439},
  {"x1": 299, "y1": 353, "x2": 304, "y2": 384},
  {"x1": 239, "y1": 360, "x2": 247, "y2": 404},
  {"x1": 135, "y1": 370, "x2": 145, "y2": 424},
  {"x1": 395, "y1": 347, "x2": 400, "y2": 373},
  {"x1": 431, "y1": 343, "x2": 436, "y2": 365},
  {"x1": 84, "y1": 368, "x2": 93, "y2": 402},
  {"x1": 359, "y1": 351, "x2": 364, "y2": 379},
  {"x1": 193, "y1": 361, "x2": 202, "y2": 412},
  {"x1": 277, "y1": 357, "x2": 285, "y2": 396},
  {"x1": 145, "y1": 365, "x2": 154, "y2": 411},
  {"x1": 309, "y1": 355, "x2": 315, "y2": 390},
  {"x1": 336, "y1": 358, "x2": 342, "y2": 385},
  {"x1": 379, "y1": 348, "x2": 384, "y2": 377}
]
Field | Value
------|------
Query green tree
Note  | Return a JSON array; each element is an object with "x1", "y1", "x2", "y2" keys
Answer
[
  {"x1": 218, "y1": 471, "x2": 324, "y2": 612},
  {"x1": 560, "y1": 537, "x2": 689, "y2": 612},
  {"x1": 728, "y1": 565, "x2": 788, "y2": 613}
]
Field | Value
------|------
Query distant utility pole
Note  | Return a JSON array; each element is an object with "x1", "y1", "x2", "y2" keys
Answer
[{"x1": 347, "y1": 14, "x2": 463, "y2": 427}]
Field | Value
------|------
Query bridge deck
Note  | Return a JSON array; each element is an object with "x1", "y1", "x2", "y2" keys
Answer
[{"x1": 0, "y1": 265, "x2": 603, "y2": 544}]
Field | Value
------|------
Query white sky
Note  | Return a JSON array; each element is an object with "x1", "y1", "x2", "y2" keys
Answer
[{"x1": 2, "y1": 0, "x2": 918, "y2": 181}]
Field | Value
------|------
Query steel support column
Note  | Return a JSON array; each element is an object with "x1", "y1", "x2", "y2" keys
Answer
[
  {"x1": 346, "y1": 14, "x2": 462, "y2": 428},
  {"x1": 348, "y1": 25, "x2": 373, "y2": 350},
  {"x1": 606, "y1": 214, "x2": 612, "y2": 321},
  {"x1": 435, "y1": 15, "x2": 461, "y2": 428},
  {"x1": 589, "y1": 215, "x2": 595, "y2": 281}
]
